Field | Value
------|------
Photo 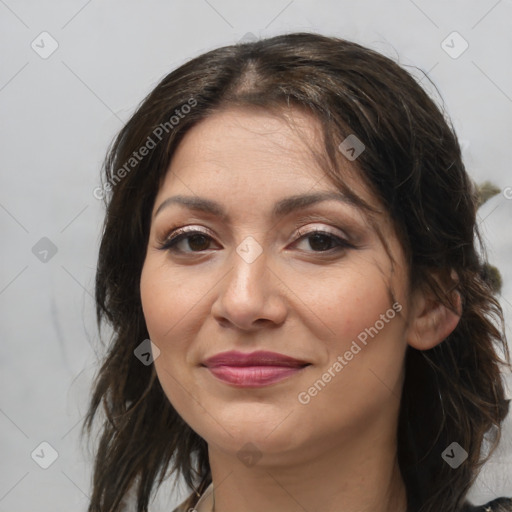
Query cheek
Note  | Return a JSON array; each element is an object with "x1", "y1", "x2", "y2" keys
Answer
[
  {"x1": 140, "y1": 260, "x2": 203, "y2": 342},
  {"x1": 296, "y1": 274, "x2": 406, "y2": 431},
  {"x1": 140, "y1": 260, "x2": 213, "y2": 396},
  {"x1": 302, "y1": 265, "x2": 397, "y2": 348},
  {"x1": 304, "y1": 265, "x2": 408, "y2": 399},
  {"x1": 140, "y1": 262, "x2": 195, "y2": 411},
  {"x1": 140, "y1": 263, "x2": 170, "y2": 340}
]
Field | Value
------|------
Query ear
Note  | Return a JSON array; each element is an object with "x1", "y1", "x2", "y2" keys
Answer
[{"x1": 406, "y1": 277, "x2": 462, "y2": 351}]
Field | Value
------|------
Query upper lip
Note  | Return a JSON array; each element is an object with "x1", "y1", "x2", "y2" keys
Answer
[{"x1": 202, "y1": 350, "x2": 310, "y2": 368}]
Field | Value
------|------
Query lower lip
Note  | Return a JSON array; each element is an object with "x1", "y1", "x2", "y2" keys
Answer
[{"x1": 205, "y1": 365, "x2": 308, "y2": 387}]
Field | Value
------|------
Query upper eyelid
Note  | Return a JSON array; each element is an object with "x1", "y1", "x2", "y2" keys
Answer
[{"x1": 162, "y1": 221, "x2": 348, "y2": 237}]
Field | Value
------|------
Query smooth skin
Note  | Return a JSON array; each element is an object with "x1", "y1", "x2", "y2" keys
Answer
[{"x1": 140, "y1": 106, "x2": 461, "y2": 512}]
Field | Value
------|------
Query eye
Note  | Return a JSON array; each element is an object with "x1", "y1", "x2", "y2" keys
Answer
[
  {"x1": 159, "y1": 227, "x2": 218, "y2": 254},
  {"x1": 158, "y1": 225, "x2": 354, "y2": 255},
  {"x1": 292, "y1": 228, "x2": 353, "y2": 253}
]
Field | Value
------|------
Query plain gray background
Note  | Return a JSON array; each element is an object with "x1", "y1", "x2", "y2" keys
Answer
[{"x1": 1, "y1": 1, "x2": 511, "y2": 510}]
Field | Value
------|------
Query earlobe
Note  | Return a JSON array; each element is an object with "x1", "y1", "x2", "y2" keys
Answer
[{"x1": 406, "y1": 288, "x2": 462, "y2": 351}]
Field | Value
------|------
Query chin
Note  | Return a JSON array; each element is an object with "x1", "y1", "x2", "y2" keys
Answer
[{"x1": 209, "y1": 418, "x2": 306, "y2": 452}]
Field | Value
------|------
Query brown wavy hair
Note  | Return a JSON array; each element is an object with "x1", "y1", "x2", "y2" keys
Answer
[{"x1": 84, "y1": 32, "x2": 511, "y2": 512}]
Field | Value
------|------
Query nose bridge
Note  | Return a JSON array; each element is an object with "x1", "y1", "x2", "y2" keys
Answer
[
  {"x1": 227, "y1": 234, "x2": 268, "y2": 300},
  {"x1": 212, "y1": 234, "x2": 285, "y2": 328}
]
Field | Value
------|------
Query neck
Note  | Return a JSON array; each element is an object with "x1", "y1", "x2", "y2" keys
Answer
[{"x1": 203, "y1": 421, "x2": 408, "y2": 512}]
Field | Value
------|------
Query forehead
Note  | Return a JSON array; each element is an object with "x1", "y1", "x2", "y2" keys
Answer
[
  {"x1": 158, "y1": 106, "x2": 373, "y2": 206},
  {"x1": 171, "y1": 107, "x2": 321, "y2": 176}
]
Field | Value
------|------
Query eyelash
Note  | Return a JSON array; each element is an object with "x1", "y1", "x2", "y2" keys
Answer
[{"x1": 158, "y1": 225, "x2": 354, "y2": 256}]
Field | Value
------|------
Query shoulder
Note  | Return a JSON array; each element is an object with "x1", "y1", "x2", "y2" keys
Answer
[{"x1": 462, "y1": 497, "x2": 512, "y2": 512}]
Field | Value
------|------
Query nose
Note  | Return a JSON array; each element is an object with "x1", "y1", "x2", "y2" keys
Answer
[{"x1": 210, "y1": 242, "x2": 288, "y2": 331}]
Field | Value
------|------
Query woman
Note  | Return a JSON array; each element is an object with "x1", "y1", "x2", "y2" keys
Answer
[{"x1": 84, "y1": 32, "x2": 512, "y2": 512}]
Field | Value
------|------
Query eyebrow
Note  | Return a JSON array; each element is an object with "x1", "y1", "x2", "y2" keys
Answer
[{"x1": 154, "y1": 191, "x2": 361, "y2": 221}]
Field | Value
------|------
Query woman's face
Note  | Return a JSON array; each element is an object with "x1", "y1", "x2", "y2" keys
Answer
[{"x1": 140, "y1": 107, "x2": 414, "y2": 464}]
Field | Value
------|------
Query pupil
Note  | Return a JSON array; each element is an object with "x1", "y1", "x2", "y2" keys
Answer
[
  {"x1": 189, "y1": 234, "x2": 209, "y2": 251},
  {"x1": 309, "y1": 233, "x2": 332, "y2": 251}
]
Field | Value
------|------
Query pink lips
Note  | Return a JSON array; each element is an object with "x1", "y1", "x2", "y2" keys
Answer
[{"x1": 202, "y1": 350, "x2": 310, "y2": 387}]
